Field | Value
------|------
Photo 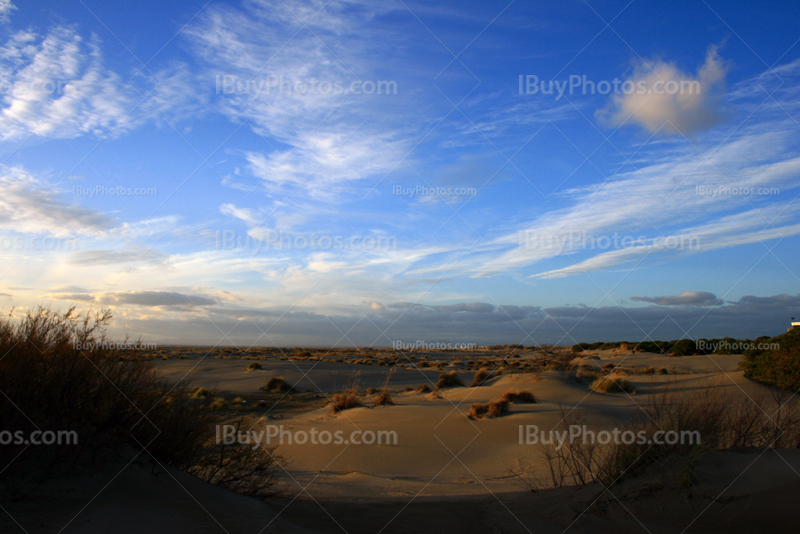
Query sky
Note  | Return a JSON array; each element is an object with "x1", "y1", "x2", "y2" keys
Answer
[{"x1": 1, "y1": 0, "x2": 800, "y2": 347}]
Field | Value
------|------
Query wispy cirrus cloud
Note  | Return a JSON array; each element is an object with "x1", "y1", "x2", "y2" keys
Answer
[{"x1": 185, "y1": 0, "x2": 416, "y2": 199}]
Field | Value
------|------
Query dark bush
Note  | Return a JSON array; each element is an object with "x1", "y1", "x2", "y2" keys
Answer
[
  {"x1": 0, "y1": 307, "x2": 280, "y2": 496},
  {"x1": 669, "y1": 339, "x2": 697, "y2": 356},
  {"x1": 740, "y1": 328, "x2": 800, "y2": 391}
]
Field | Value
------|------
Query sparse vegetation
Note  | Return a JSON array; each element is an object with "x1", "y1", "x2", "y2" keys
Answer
[
  {"x1": 591, "y1": 374, "x2": 636, "y2": 394},
  {"x1": 372, "y1": 392, "x2": 394, "y2": 406},
  {"x1": 261, "y1": 376, "x2": 295, "y2": 393},
  {"x1": 469, "y1": 399, "x2": 509, "y2": 419},
  {"x1": 0, "y1": 307, "x2": 281, "y2": 497},
  {"x1": 246, "y1": 361, "x2": 263, "y2": 371},
  {"x1": 471, "y1": 368, "x2": 494, "y2": 387},
  {"x1": 435, "y1": 370, "x2": 464, "y2": 389},
  {"x1": 327, "y1": 392, "x2": 362, "y2": 414},
  {"x1": 499, "y1": 389, "x2": 537, "y2": 403}
]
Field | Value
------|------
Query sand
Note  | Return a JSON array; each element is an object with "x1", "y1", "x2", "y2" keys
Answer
[{"x1": 5, "y1": 348, "x2": 799, "y2": 533}]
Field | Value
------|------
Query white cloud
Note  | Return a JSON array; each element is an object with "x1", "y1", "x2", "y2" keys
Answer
[
  {"x1": 0, "y1": 167, "x2": 115, "y2": 236},
  {"x1": 597, "y1": 47, "x2": 729, "y2": 135},
  {"x1": 0, "y1": 1, "x2": 15, "y2": 24},
  {"x1": 0, "y1": 25, "x2": 201, "y2": 141},
  {"x1": 186, "y1": 0, "x2": 411, "y2": 198}
]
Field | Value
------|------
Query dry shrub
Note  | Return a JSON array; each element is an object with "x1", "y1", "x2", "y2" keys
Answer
[
  {"x1": 0, "y1": 307, "x2": 281, "y2": 498},
  {"x1": 327, "y1": 392, "x2": 362, "y2": 414},
  {"x1": 570, "y1": 366, "x2": 601, "y2": 384},
  {"x1": 656, "y1": 367, "x2": 669, "y2": 375},
  {"x1": 190, "y1": 419, "x2": 281, "y2": 498},
  {"x1": 373, "y1": 392, "x2": 394, "y2": 406},
  {"x1": 435, "y1": 370, "x2": 464, "y2": 389},
  {"x1": 469, "y1": 399, "x2": 509, "y2": 419},
  {"x1": 191, "y1": 387, "x2": 211, "y2": 399},
  {"x1": 261, "y1": 377, "x2": 295, "y2": 393},
  {"x1": 500, "y1": 389, "x2": 537, "y2": 404},
  {"x1": 591, "y1": 373, "x2": 636, "y2": 394},
  {"x1": 527, "y1": 382, "x2": 800, "y2": 493},
  {"x1": 417, "y1": 384, "x2": 431, "y2": 393},
  {"x1": 366, "y1": 387, "x2": 377, "y2": 395},
  {"x1": 209, "y1": 397, "x2": 229, "y2": 410},
  {"x1": 246, "y1": 362, "x2": 263, "y2": 371},
  {"x1": 471, "y1": 368, "x2": 495, "y2": 387}
]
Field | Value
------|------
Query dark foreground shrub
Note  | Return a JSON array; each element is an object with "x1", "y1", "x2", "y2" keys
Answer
[{"x1": 0, "y1": 307, "x2": 280, "y2": 497}]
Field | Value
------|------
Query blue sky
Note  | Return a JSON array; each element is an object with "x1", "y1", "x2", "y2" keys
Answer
[{"x1": 1, "y1": 0, "x2": 800, "y2": 346}]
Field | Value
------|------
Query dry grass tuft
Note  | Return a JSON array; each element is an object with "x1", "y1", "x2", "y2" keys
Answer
[
  {"x1": 417, "y1": 384, "x2": 431, "y2": 393},
  {"x1": 372, "y1": 392, "x2": 394, "y2": 406},
  {"x1": 327, "y1": 392, "x2": 362, "y2": 414},
  {"x1": 499, "y1": 389, "x2": 537, "y2": 404},
  {"x1": 469, "y1": 399, "x2": 509, "y2": 419},
  {"x1": 261, "y1": 376, "x2": 295, "y2": 393},
  {"x1": 246, "y1": 361, "x2": 263, "y2": 371},
  {"x1": 435, "y1": 370, "x2": 464, "y2": 389},
  {"x1": 591, "y1": 373, "x2": 636, "y2": 394},
  {"x1": 471, "y1": 368, "x2": 495, "y2": 387}
]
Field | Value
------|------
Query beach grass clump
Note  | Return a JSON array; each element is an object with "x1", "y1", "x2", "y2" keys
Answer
[
  {"x1": 591, "y1": 373, "x2": 636, "y2": 394},
  {"x1": 471, "y1": 368, "x2": 495, "y2": 387},
  {"x1": 261, "y1": 376, "x2": 295, "y2": 393},
  {"x1": 435, "y1": 370, "x2": 464, "y2": 389},
  {"x1": 246, "y1": 361, "x2": 263, "y2": 371},
  {"x1": 372, "y1": 392, "x2": 394, "y2": 406},
  {"x1": 469, "y1": 399, "x2": 509, "y2": 419},
  {"x1": 499, "y1": 389, "x2": 537, "y2": 404},
  {"x1": 328, "y1": 392, "x2": 362, "y2": 414}
]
